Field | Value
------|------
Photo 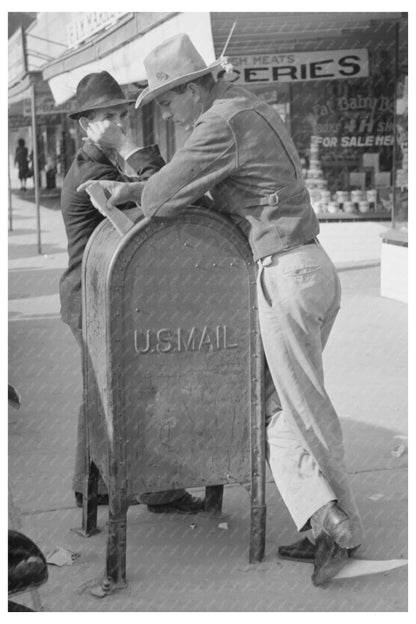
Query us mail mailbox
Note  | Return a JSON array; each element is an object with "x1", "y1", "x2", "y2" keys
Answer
[{"x1": 81, "y1": 205, "x2": 266, "y2": 594}]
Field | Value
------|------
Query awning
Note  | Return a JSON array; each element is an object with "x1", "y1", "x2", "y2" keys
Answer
[
  {"x1": 43, "y1": 12, "x2": 216, "y2": 105},
  {"x1": 209, "y1": 12, "x2": 404, "y2": 57},
  {"x1": 8, "y1": 72, "x2": 45, "y2": 106}
]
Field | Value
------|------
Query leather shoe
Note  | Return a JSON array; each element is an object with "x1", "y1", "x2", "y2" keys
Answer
[
  {"x1": 311, "y1": 501, "x2": 353, "y2": 549},
  {"x1": 147, "y1": 492, "x2": 205, "y2": 514},
  {"x1": 312, "y1": 532, "x2": 348, "y2": 586},
  {"x1": 278, "y1": 537, "x2": 316, "y2": 563},
  {"x1": 278, "y1": 537, "x2": 360, "y2": 563}
]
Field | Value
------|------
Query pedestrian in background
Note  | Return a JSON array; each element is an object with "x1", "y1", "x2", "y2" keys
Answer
[{"x1": 14, "y1": 138, "x2": 30, "y2": 191}]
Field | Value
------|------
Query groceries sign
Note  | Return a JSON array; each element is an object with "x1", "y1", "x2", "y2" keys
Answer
[{"x1": 219, "y1": 49, "x2": 369, "y2": 84}]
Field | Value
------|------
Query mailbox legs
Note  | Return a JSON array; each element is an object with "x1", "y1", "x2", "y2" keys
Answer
[
  {"x1": 249, "y1": 504, "x2": 267, "y2": 563},
  {"x1": 248, "y1": 347, "x2": 266, "y2": 563},
  {"x1": 104, "y1": 510, "x2": 127, "y2": 591},
  {"x1": 81, "y1": 461, "x2": 99, "y2": 536},
  {"x1": 249, "y1": 429, "x2": 267, "y2": 564}
]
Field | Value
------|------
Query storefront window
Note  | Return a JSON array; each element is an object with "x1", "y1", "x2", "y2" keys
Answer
[
  {"x1": 218, "y1": 16, "x2": 406, "y2": 223},
  {"x1": 392, "y1": 40, "x2": 408, "y2": 231},
  {"x1": 290, "y1": 63, "x2": 396, "y2": 220}
]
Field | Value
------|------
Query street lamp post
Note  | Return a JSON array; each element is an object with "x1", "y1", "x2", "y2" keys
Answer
[
  {"x1": 30, "y1": 82, "x2": 42, "y2": 255},
  {"x1": 8, "y1": 165, "x2": 13, "y2": 232}
]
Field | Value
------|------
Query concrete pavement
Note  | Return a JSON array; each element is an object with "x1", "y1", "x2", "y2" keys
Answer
[{"x1": 8, "y1": 191, "x2": 408, "y2": 611}]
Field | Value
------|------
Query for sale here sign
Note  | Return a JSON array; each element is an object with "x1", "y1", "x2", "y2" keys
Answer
[{"x1": 218, "y1": 49, "x2": 369, "y2": 84}]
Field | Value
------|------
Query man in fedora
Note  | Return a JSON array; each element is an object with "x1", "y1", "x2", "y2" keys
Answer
[
  {"x1": 61, "y1": 70, "x2": 204, "y2": 514},
  {"x1": 79, "y1": 35, "x2": 364, "y2": 585}
]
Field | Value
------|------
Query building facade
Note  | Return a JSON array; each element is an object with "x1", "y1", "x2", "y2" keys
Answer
[{"x1": 9, "y1": 12, "x2": 407, "y2": 231}]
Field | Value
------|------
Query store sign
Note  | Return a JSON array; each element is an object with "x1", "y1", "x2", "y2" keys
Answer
[
  {"x1": 67, "y1": 12, "x2": 126, "y2": 48},
  {"x1": 8, "y1": 115, "x2": 32, "y2": 129},
  {"x1": 8, "y1": 27, "x2": 27, "y2": 88},
  {"x1": 9, "y1": 112, "x2": 65, "y2": 128},
  {"x1": 22, "y1": 97, "x2": 77, "y2": 116},
  {"x1": 308, "y1": 92, "x2": 394, "y2": 150},
  {"x1": 219, "y1": 49, "x2": 369, "y2": 84}
]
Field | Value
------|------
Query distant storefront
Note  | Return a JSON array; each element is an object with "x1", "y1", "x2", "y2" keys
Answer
[
  {"x1": 10, "y1": 11, "x2": 407, "y2": 229},
  {"x1": 9, "y1": 93, "x2": 79, "y2": 189},
  {"x1": 207, "y1": 13, "x2": 407, "y2": 225}
]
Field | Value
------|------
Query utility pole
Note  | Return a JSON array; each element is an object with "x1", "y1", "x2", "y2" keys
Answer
[{"x1": 30, "y1": 82, "x2": 42, "y2": 254}]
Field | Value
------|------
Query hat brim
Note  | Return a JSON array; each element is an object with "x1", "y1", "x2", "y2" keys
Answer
[
  {"x1": 67, "y1": 97, "x2": 136, "y2": 120},
  {"x1": 135, "y1": 59, "x2": 223, "y2": 109}
]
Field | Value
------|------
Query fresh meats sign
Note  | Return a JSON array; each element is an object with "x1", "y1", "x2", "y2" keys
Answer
[{"x1": 219, "y1": 49, "x2": 369, "y2": 84}]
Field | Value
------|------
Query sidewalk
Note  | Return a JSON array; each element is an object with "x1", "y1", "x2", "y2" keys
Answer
[{"x1": 8, "y1": 193, "x2": 408, "y2": 612}]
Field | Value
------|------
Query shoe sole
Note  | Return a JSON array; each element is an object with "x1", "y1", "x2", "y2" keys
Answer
[{"x1": 278, "y1": 547, "x2": 359, "y2": 565}]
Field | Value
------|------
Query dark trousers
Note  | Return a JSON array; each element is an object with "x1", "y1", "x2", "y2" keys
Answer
[{"x1": 70, "y1": 326, "x2": 185, "y2": 504}]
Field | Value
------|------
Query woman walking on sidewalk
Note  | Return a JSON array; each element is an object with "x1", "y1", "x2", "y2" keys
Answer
[{"x1": 14, "y1": 139, "x2": 30, "y2": 191}]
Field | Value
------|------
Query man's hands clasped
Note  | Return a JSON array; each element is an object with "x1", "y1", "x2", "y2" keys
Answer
[{"x1": 77, "y1": 179, "x2": 145, "y2": 209}]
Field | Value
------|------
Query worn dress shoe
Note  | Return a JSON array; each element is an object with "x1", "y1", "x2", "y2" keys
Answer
[
  {"x1": 310, "y1": 501, "x2": 355, "y2": 585},
  {"x1": 278, "y1": 537, "x2": 316, "y2": 562},
  {"x1": 312, "y1": 532, "x2": 349, "y2": 586},
  {"x1": 147, "y1": 492, "x2": 205, "y2": 514},
  {"x1": 278, "y1": 537, "x2": 359, "y2": 563}
]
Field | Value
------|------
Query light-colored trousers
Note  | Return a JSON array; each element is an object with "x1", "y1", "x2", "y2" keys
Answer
[{"x1": 258, "y1": 241, "x2": 363, "y2": 548}]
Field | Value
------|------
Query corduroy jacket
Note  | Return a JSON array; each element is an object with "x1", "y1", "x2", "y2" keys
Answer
[{"x1": 141, "y1": 80, "x2": 319, "y2": 260}]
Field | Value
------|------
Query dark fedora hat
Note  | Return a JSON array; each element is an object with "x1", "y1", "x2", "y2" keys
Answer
[{"x1": 68, "y1": 71, "x2": 135, "y2": 119}]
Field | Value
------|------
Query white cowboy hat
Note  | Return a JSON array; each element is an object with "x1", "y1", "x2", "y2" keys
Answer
[{"x1": 135, "y1": 33, "x2": 223, "y2": 108}]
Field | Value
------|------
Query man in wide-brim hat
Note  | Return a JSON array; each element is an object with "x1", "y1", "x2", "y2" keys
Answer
[
  {"x1": 79, "y1": 33, "x2": 364, "y2": 586},
  {"x1": 61, "y1": 69, "x2": 205, "y2": 515}
]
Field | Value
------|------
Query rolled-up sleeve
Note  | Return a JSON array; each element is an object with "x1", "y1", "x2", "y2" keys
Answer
[{"x1": 141, "y1": 112, "x2": 237, "y2": 217}]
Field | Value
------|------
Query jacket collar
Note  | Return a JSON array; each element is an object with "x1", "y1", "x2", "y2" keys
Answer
[
  {"x1": 204, "y1": 80, "x2": 232, "y2": 112},
  {"x1": 81, "y1": 139, "x2": 116, "y2": 167}
]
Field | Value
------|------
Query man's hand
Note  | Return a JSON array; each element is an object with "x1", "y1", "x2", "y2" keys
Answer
[
  {"x1": 86, "y1": 119, "x2": 128, "y2": 152},
  {"x1": 77, "y1": 180, "x2": 144, "y2": 208},
  {"x1": 85, "y1": 120, "x2": 141, "y2": 159}
]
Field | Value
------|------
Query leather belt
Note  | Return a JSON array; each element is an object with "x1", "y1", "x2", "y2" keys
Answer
[
  {"x1": 259, "y1": 192, "x2": 279, "y2": 206},
  {"x1": 258, "y1": 238, "x2": 317, "y2": 266}
]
